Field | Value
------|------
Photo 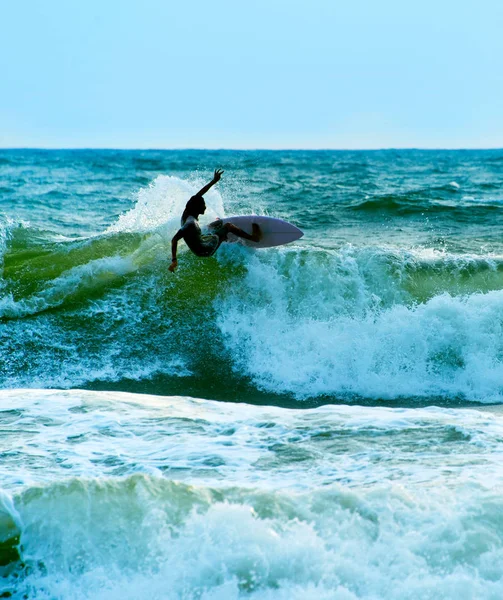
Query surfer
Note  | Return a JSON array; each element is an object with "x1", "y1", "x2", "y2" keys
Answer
[{"x1": 169, "y1": 169, "x2": 261, "y2": 272}]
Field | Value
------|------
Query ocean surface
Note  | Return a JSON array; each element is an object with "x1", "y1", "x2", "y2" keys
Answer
[{"x1": 1, "y1": 149, "x2": 503, "y2": 598}]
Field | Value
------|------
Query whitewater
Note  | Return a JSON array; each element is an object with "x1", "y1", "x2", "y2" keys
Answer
[{"x1": 1, "y1": 149, "x2": 503, "y2": 598}]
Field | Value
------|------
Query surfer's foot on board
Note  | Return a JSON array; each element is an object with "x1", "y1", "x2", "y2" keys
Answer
[{"x1": 224, "y1": 223, "x2": 262, "y2": 243}]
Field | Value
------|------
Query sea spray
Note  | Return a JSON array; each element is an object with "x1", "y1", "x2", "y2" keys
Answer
[{"x1": 105, "y1": 174, "x2": 226, "y2": 235}]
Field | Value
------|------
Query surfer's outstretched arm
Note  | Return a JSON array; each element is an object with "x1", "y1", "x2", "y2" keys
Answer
[
  {"x1": 195, "y1": 168, "x2": 224, "y2": 197},
  {"x1": 169, "y1": 229, "x2": 184, "y2": 272}
]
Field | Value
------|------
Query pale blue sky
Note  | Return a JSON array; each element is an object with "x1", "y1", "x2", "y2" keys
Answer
[{"x1": 1, "y1": 0, "x2": 502, "y2": 148}]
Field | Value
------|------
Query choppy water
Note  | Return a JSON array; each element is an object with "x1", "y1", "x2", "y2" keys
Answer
[{"x1": 2, "y1": 149, "x2": 503, "y2": 598}]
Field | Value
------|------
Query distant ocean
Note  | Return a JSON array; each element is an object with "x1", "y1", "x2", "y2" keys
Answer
[{"x1": 2, "y1": 149, "x2": 503, "y2": 598}]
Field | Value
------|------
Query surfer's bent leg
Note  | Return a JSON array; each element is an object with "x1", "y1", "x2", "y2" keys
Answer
[{"x1": 223, "y1": 223, "x2": 261, "y2": 243}]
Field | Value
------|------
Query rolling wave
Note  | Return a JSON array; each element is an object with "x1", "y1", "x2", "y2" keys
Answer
[
  {"x1": 1, "y1": 213, "x2": 503, "y2": 402},
  {"x1": 350, "y1": 191, "x2": 503, "y2": 214},
  {"x1": 1, "y1": 172, "x2": 503, "y2": 403},
  {"x1": 3, "y1": 472, "x2": 503, "y2": 599},
  {"x1": 2, "y1": 387, "x2": 503, "y2": 599}
]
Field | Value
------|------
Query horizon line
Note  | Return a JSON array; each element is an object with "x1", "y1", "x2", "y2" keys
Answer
[{"x1": 1, "y1": 146, "x2": 503, "y2": 152}]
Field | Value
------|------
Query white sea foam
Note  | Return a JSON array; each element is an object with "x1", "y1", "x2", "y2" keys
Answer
[{"x1": 1, "y1": 389, "x2": 502, "y2": 491}]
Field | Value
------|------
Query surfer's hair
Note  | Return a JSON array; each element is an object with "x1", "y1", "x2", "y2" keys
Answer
[{"x1": 182, "y1": 194, "x2": 205, "y2": 222}]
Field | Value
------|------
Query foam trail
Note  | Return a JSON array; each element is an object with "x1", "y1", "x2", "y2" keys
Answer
[{"x1": 0, "y1": 255, "x2": 136, "y2": 318}]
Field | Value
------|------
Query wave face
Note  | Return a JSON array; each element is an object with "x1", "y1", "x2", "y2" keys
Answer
[
  {"x1": 2, "y1": 390, "x2": 503, "y2": 599},
  {"x1": 1, "y1": 149, "x2": 503, "y2": 404}
]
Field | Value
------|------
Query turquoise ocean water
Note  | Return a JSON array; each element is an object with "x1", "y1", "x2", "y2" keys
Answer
[{"x1": 2, "y1": 149, "x2": 503, "y2": 598}]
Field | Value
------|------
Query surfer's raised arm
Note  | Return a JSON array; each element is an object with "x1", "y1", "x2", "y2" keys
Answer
[{"x1": 194, "y1": 168, "x2": 224, "y2": 197}]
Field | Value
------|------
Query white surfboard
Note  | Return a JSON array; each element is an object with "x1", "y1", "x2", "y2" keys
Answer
[{"x1": 207, "y1": 215, "x2": 303, "y2": 248}]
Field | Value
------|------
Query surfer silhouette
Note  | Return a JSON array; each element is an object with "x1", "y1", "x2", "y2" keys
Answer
[{"x1": 169, "y1": 169, "x2": 261, "y2": 272}]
